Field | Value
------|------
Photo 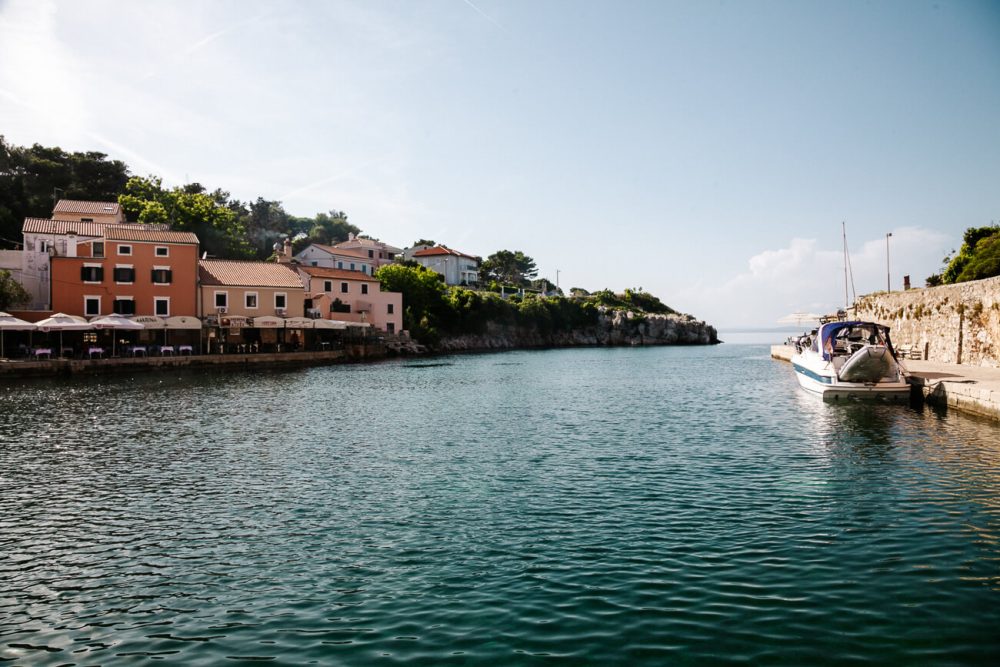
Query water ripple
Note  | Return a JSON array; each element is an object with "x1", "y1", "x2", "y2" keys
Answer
[{"x1": 2, "y1": 346, "x2": 1000, "y2": 664}]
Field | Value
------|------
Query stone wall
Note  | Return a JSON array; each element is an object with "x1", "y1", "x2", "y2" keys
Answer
[
  {"x1": 436, "y1": 309, "x2": 718, "y2": 352},
  {"x1": 853, "y1": 275, "x2": 1000, "y2": 367}
]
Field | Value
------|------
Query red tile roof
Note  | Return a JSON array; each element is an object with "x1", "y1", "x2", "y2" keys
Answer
[
  {"x1": 334, "y1": 238, "x2": 403, "y2": 253},
  {"x1": 298, "y1": 266, "x2": 379, "y2": 282},
  {"x1": 22, "y1": 218, "x2": 171, "y2": 237},
  {"x1": 103, "y1": 227, "x2": 199, "y2": 244},
  {"x1": 310, "y1": 244, "x2": 370, "y2": 260},
  {"x1": 412, "y1": 245, "x2": 478, "y2": 260},
  {"x1": 53, "y1": 200, "x2": 121, "y2": 216},
  {"x1": 199, "y1": 260, "x2": 304, "y2": 288}
]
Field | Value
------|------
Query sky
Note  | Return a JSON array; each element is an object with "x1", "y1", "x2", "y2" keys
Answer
[{"x1": 1, "y1": 0, "x2": 998, "y2": 328}]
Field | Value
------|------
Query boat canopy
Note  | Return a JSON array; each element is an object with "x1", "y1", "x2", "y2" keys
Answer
[{"x1": 816, "y1": 321, "x2": 896, "y2": 361}]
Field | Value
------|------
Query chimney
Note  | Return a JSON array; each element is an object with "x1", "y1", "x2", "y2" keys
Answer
[
  {"x1": 348, "y1": 232, "x2": 356, "y2": 241},
  {"x1": 67, "y1": 232, "x2": 78, "y2": 258},
  {"x1": 903, "y1": 275, "x2": 911, "y2": 290},
  {"x1": 278, "y1": 237, "x2": 292, "y2": 263}
]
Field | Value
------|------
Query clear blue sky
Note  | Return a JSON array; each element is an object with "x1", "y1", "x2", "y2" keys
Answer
[{"x1": 2, "y1": 0, "x2": 998, "y2": 327}]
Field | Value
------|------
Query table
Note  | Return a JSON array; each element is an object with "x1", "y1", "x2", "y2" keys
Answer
[
  {"x1": 319, "y1": 341, "x2": 330, "y2": 350},
  {"x1": 178, "y1": 345, "x2": 193, "y2": 355},
  {"x1": 129, "y1": 346, "x2": 147, "y2": 357},
  {"x1": 33, "y1": 348, "x2": 52, "y2": 360},
  {"x1": 160, "y1": 346, "x2": 175, "y2": 356},
  {"x1": 87, "y1": 347, "x2": 104, "y2": 359}
]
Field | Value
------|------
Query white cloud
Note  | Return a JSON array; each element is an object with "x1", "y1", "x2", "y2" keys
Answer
[{"x1": 681, "y1": 226, "x2": 952, "y2": 329}]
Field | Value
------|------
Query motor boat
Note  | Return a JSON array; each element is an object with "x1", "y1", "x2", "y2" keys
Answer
[{"x1": 790, "y1": 321, "x2": 909, "y2": 399}]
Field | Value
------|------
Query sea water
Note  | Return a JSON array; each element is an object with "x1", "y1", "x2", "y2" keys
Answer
[{"x1": 1, "y1": 345, "x2": 998, "y2": 665}]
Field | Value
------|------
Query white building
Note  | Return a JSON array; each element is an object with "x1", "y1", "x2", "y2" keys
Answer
[
  {"x1": 408, "y1": 245, "x2": 480, "y2": 286},
  {"x1": 294, "y1": 243, "x2": 374, "y2": 275},
  {"x1": 331, "y1": 234, "x2": 402, "y2": 270}
]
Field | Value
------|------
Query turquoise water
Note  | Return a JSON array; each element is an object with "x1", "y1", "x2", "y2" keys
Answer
[{"x1": 1, "y1": 345, "x2": 999, "y2": 665}]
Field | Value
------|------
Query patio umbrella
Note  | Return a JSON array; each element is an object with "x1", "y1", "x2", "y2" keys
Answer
[
  {"x1": 0, "y1": 312, "x2": 36, "y2": 359},
  {"x1": 35, "y1": 313, "x2": 92, "y2": 357},
  {"x1": 777, "y1": 312, "x2": 823, "y2": 327},
  {"x1": 91, "y1": 314, "x2": 144, "y2": 357}
]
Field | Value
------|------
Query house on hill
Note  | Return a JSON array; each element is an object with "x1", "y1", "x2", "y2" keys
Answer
[{"x1": 406, "y1": 245, "x2": 480, "y2": 286}]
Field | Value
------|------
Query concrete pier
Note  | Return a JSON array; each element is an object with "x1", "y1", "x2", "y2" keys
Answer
[{"x1": 771, "y1": 344, "x2": 1000, "y2": 422}]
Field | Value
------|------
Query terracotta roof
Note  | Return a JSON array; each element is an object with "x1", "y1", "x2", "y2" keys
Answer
[
  {"x1": 103, "y1": 227, "x2": 199, "y2": 244},
  {"x1": 299, "y1": 266, "x2": 379, "y2": 282},
  {"x1": 334, "y1": 238, "x2": 403, "y2": 253},
  {"x1": 21, "y1": 218, "x2": 170, "y2": 237},
  {"x1": 412, "y1": 245, "x2": 478, "y2": 260},
  {"x1": 309, "y1": 244, "x2": 370, "y2": 260},
  {"x1": 199, "y1": 260, "x2": 304, "y2": 288},
  {"x1": 53, "y1": 200, "x2": 121, "y2": 216}
]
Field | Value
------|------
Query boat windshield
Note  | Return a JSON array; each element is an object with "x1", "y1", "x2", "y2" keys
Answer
[{"x1": 819, "y1": 321, "x2": 892, "y2": 361}]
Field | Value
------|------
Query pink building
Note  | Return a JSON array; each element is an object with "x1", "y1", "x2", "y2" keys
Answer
[{"x1": 298, "y1": 266, "x2": 402, "y2": 333}]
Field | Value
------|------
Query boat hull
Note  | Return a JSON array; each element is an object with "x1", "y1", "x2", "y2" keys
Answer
[{"x1": 791, "y1": 357, "x2": 910, "y2": 400}]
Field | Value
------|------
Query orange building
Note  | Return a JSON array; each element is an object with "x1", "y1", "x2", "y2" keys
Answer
[{"x1": 50, "y1": 227, "x2": 200, "y2": 318}]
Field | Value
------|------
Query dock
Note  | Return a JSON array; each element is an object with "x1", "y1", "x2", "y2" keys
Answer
[{"x1": 770, "y1": 345, "x2": 1000, "y2": 422}]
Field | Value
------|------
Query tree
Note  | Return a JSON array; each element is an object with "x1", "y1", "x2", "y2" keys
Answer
[
  {"x1": 118, "y1": 176, "x2": 253, "y2": 258},
  {"x1": 411, "y1": 239, "x2": 436, "y2": 247},
  {"x1": 0, "y1": 136, "x2": 129, "y2": 249},
  {"x1": 375, "y1": 264, "x2": 447, "y2": 336},
  {"x1": 480, "y1": 249, "x2": 538, "y2": 286},
  {"x1": 939, "y1": 225, "x2": 1000, "y2": 284},
  {"x1": 0, "y1": 270, "x2": 30, "y2": 310}
]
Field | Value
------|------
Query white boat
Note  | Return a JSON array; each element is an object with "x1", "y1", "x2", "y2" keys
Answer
[{"x1": 790, "y1": 321, "x2": 910, "y2": 399}]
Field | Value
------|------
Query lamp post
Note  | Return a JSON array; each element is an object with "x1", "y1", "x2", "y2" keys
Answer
[{"x1": 885, "y1": 232, "x2": 893, "y2": 292}]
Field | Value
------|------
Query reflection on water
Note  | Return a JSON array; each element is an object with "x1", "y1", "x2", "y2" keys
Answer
[{"x1": 1, "y1": 345, "x2": 999, "y2": 665}]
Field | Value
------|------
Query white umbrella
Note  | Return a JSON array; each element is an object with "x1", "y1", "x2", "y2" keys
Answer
[
  {"x1": 91, "y1": 314, "x2": 144, "y2": 357},
  {"x1": 283, "y1": 317, "x2": 315, "y2": 329},
  {"x1": 36, "y1": 313, "x2": 92, "y2": 357},
  {"x1": 164, "y1": 316, "x2": 202, "y2": 353},
  {"x1": 312, "y1": 319, "x2": 348, "y2": 330},
  {"x1": 0, "y1": 312, "x2": 36, "y2": 359},
  {"x1": 777, "y1": 312, "x2": 823, "y2": 327}
]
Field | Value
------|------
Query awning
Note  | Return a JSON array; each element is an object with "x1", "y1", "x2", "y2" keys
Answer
[
  {"x1": 130, "y1": 315, "x2": 166, "y2": 329},
  {"x1": 253, "y1": 316, "x2": 284, "y2": 328},
  {"x1": 283, "y1": 317, "x2": 314, "y2": 329},
  {"x1": 164, "y1": 316, "x2": 202, "y2": 330}
]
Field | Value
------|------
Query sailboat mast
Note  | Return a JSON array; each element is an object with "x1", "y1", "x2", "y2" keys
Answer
[{"x1": 842, "y1": 221, "x2": 849, "y2": 311}]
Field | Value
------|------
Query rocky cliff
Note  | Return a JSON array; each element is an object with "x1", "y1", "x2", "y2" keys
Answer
[{"x1": 434, "y1": 309, "x2": 718, "y2": 352}]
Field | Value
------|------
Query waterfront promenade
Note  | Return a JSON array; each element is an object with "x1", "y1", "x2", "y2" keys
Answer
[{"x1": 771, "y1": 344, "x2": 1000, "y2": 421}]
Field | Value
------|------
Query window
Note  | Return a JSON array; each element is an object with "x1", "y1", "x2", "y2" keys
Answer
[
  {"x1": 324, "y1": 280, "x2": 332, "y2": 292},
  {"x1": 361, "y1": 283, "x2": 369, "y2": 295},
  {"x1": 81, "y1": 265, "x2": 103, "y2": 283},
  {"x1": 38, "y1": 240, "x2": 48, "y2": 253},
  {"x1": 311, "y1": 261, "x2": 318, "y2": 267},
  {"x1": 245, "y1": 292, "x2": 258, "y2": 309},
  {"x1": 151, "y1": 268, "x2": 172, "y2": 284},
  {"x1": 84, "y1": 296, "x2": 101, "y2": 317},
  {"x1": 154, "y1": 297, "x2": 170, "y2": 317},
  {"x1": 368, "y1": 249, "x2": 374, "y2": 258},
  {"x1": 331, "y1": 299, "x2": 351, "y2": 313},
  {"x1": 337, "y1": 261, "x2": 343, "y2": 269},
  {"x1": 81, "y1": 217, "x2": 93, "y2": 222},
  {"x1": 349, "y1": 263, "x2": 355, "y2": 271},
  {"x1": 340, "y1": 282, "x2": 349, "y2": 293},
  {"x1": 387, "y1": 253, "x2": 395, "y2": 260},
  {"x1": 117, "y1": 245, "x2": 132, "y2": 256},
  {"x1": 155, "y1": 246, "x2": 169, "y2": 257},
  {"x1": 214, "y1": 291, "x2": 228, "y2": 308},
  {"x1": 387, "y1": 322, "x2": 395, "y2": 333},
  {"x1": 114, "y1": 266, "x2": 135, "y2": 283},
  {"x1": 274, "y1": 293, "x2": 287, "y2": 309},
  {"x1": 113, "y1": 298, "x2": 135, "y2": 315},
  {"x1": 387, "y1": 303, "x2": 394, "y2": 314},
  {"x1": 92, "y1": 242, "x2": 105, "y2": 258}
]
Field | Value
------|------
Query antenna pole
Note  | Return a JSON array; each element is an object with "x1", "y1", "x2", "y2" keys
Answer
[{"x1": 842, "y1": 222, "x2": 849, "y2": 310}]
